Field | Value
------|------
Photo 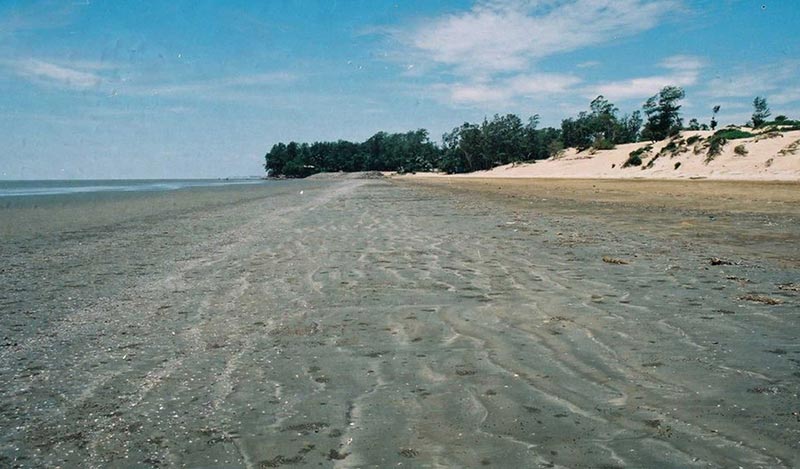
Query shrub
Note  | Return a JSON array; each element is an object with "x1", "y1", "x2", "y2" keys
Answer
[
  {"x1": 661, "y1": 140, "x2": 678, "y2": 153},
  {"x1": 754, "y1": 131, "x2": 783, "y2": 141},
  {"x1": 713, "y1": 128, "x2": 754, "y2": 140},
  {"x1": 762, "y1": 119, "x2": 800, "y2": 131},
  {"x1": 734, "y1": 144, "x2": 748, "y2": 156},
  {"x1": 624, "y1": 144, "x2": 651, "y2": 168},
  {"x1": 686, "y1": 135, "x2": 702, "y2": 145},
  {"x1": 658, "y1": 138, "x2": 688, "y2": 158},
  {"x1": 624, "y1": 154, "x2": 642, "y2": 167},
  {"x1": 704, "y1": 128, "x2": 755, "y2": 163},
  {"x1": 705, "y1": 137, "x2": 726, "y2": 163},
  {"x1": 644, "y1": 154, "x2": 660, "y2": 169},
  {"x1": 592, "y1": 138, "x2": 616, "y2": 150},
  {"x1": 778, "y1": 139, "x2": 800, "y2": 156},
  {"x1": 548, "y1": 140, "x2": 565, "y2": 158}
]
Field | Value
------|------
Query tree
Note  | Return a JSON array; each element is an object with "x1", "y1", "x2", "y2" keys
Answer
[
  {"x1": 589, "y1": 95, "x2": 620, "y2": 146},
  {"x1": 687, "y1": 118, "x2": 701, "y2": 131},
  {"x1": 641, "y1": 86, "x2": 686, "y2": 141},
  {"x1": 265, "y1": 142, "x2": 289, "y2": 176},
  {"x1": 522, "y1": 115, "x2": 540, "y2": 160},
  {"x1": 751, "y1": 96, "x2": 771, "y2": 128},
  {"x1": 483, "y1": 114, "x2": 525, "y2": 165},
  {"x1": 282, "y1": 141, "x2": 317, "y2": 177},
  {"x1": 618, "y1": 111, "x2": 642, "y2": 143},
  {"x1": 560, "y1": 96, "x2": 639, "y2": 150},
  {"x1": 561, "y1": 97, "x2": 613, "y2": 150},
  {"x1": 710, "y1": 105, "x2": 720, "y2": 130},
  {"x1": 441, "y1": 122, "x2": 484, "y2": 173},
  {"x1": 560, "y1": 114, "x2": 593, "y2": 151}
]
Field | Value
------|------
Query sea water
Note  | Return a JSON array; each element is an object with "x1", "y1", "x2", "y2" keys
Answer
[{"x1": 0, "y1": 179, "x2": 265, "y2": 198}]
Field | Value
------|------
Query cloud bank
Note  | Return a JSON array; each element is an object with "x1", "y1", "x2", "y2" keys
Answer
[{"x1": 404, "y1": 0, "x2": 679, "y2": 106}]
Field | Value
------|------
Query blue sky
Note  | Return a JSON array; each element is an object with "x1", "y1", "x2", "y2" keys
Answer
[{"x1": 1, "y1": 0, "x2": 798, "y2": 179}]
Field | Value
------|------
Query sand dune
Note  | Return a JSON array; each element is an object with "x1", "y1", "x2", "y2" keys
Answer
[{"x1": 403, "y1": 129, "x2": 800, "y2": 181}]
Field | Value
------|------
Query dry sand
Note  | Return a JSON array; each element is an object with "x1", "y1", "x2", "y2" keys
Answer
[
  {"x1": 1, "y1": 177, "x2": 799, "y2": 467},
  {"x1": 397, "y1": 129, "x2": 800, "y2": 181}
]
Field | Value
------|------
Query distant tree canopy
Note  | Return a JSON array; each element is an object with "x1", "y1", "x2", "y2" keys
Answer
[
  {"x1": 265, "y1": 114, "x2": 565, "y2": 176},
  {"x1": 560, "y1": 95, "x2": 641, "y2": 150},
  {"x1": 265, "y1": 129, "x2": 439, "y2": 177},
  {"x1": 439, "y1": 114, "x2": 562, "y2": 173},
  {"x1": 266, "y1": 96, "x2": 642, "y2": 176},
  {"x1": 264, "y1": 88, "x2": 789, "y2": 177},
  {"x1": 641, "y1": 86, "x2": 685, "y2": 141}
]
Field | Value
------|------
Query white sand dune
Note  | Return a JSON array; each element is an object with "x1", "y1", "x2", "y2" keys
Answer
[{"x1": 406, "y1": 129, "x2": 800, "y2": 181}]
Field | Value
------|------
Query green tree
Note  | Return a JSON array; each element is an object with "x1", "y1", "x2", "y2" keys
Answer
[
  {"x1": 588, "y1": 95, "x2": 619, "y2": 147},
  {"x1": 560, "y1": 96, "x2": 639, "y2": 150},
  {"x1": 641, "y1": 86, "x2": 685, "y2": 141},
  {"x1": 483, "y1": 114, "x2": 526, "y2": 165},
  {"x1": 617, "y1": 110, "x2": 642, "y2": 144},
  {"x1": 522, "y1": 115, "x2": 540, "y2": 160},
  {"x1": 560, "y1": 114, "x2": 593, "y2": 151},
  {"x1": 441, "y1": 122, "x2": 484, "y2": 173},
  {"x1": 265, "y1": 142, "x2": 289, "y2": 176},
  {"x1": 751, "y1": 96, "x2": 771, "y2": 128}
]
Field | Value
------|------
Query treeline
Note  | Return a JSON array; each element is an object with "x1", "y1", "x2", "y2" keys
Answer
[
  {"x1": 265, "y1": 129, "x2": 439, "y2": 177},
  {"x1": 264, "y1": 86, "x2": 782, "y2": 177}
]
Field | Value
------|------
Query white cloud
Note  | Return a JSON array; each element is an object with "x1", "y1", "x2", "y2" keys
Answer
[
  {"x1": 594, "y1": 74, "x2": 694, "y2": 100},
  {"x1": 440, "y1": 72, "x2": 582, "y2": 106},
  {"x1": 576, "y1": 60, "x2": 600, "y2": 69},
  {"x1": 408, "y1": 0, "x2": 677, "y2": 78},
  {"x1": 142, "y1": 72, "x2": 297, "y2": 97},
  {"x1": 592, "y1": 54, "x2": 703, "y2": 100},
  {"x1": 703, "y1": 60, "x2": 800, "y2": 102},
  {"x1": 660, "y1": 54, "x2": 704, "y2": 71},
  {"x1": 402, "y1": 0, "x2": 677, "y2": 107},
  {"x1": 770, "y1": 89, "x2": 800, "y2": 106},
  {"x1": 506, "y1": 73, "x2": 582, "y2": 94},
  {"x1": 2, "y1": 54, "x2": 296, "y2": 100},
  {"x1": 9, "y1": 58, "x2": 102, "y2": 89},
  {"x1": 449, "y1": 83, "x2": 510, "y2": 104}
]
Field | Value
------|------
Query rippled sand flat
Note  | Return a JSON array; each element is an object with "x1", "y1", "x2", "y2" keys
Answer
[{"x1": 1, "y1": 178, "x2": 799, "y2": 468}]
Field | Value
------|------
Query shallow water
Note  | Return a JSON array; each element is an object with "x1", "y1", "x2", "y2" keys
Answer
[
  {"x1": 1, "y1": 178, "x2": 798, "y2": 467},
  {"x1": 0, "y1": 179, "x2": 265, "y2": 198}
]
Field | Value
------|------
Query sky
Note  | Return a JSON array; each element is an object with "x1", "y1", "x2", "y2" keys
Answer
[{"x1": 1, "y1": 0, "x2": 798, "y2": 179}]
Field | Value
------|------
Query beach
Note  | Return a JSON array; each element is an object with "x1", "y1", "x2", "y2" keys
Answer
[{"x1": 2, "y1": 177, "x2": 799, "y2": 467}]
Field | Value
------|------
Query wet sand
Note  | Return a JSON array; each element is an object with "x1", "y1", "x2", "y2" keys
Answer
[{"x1": 1, "y1": 178, "x2": 799, "y2": 467}]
